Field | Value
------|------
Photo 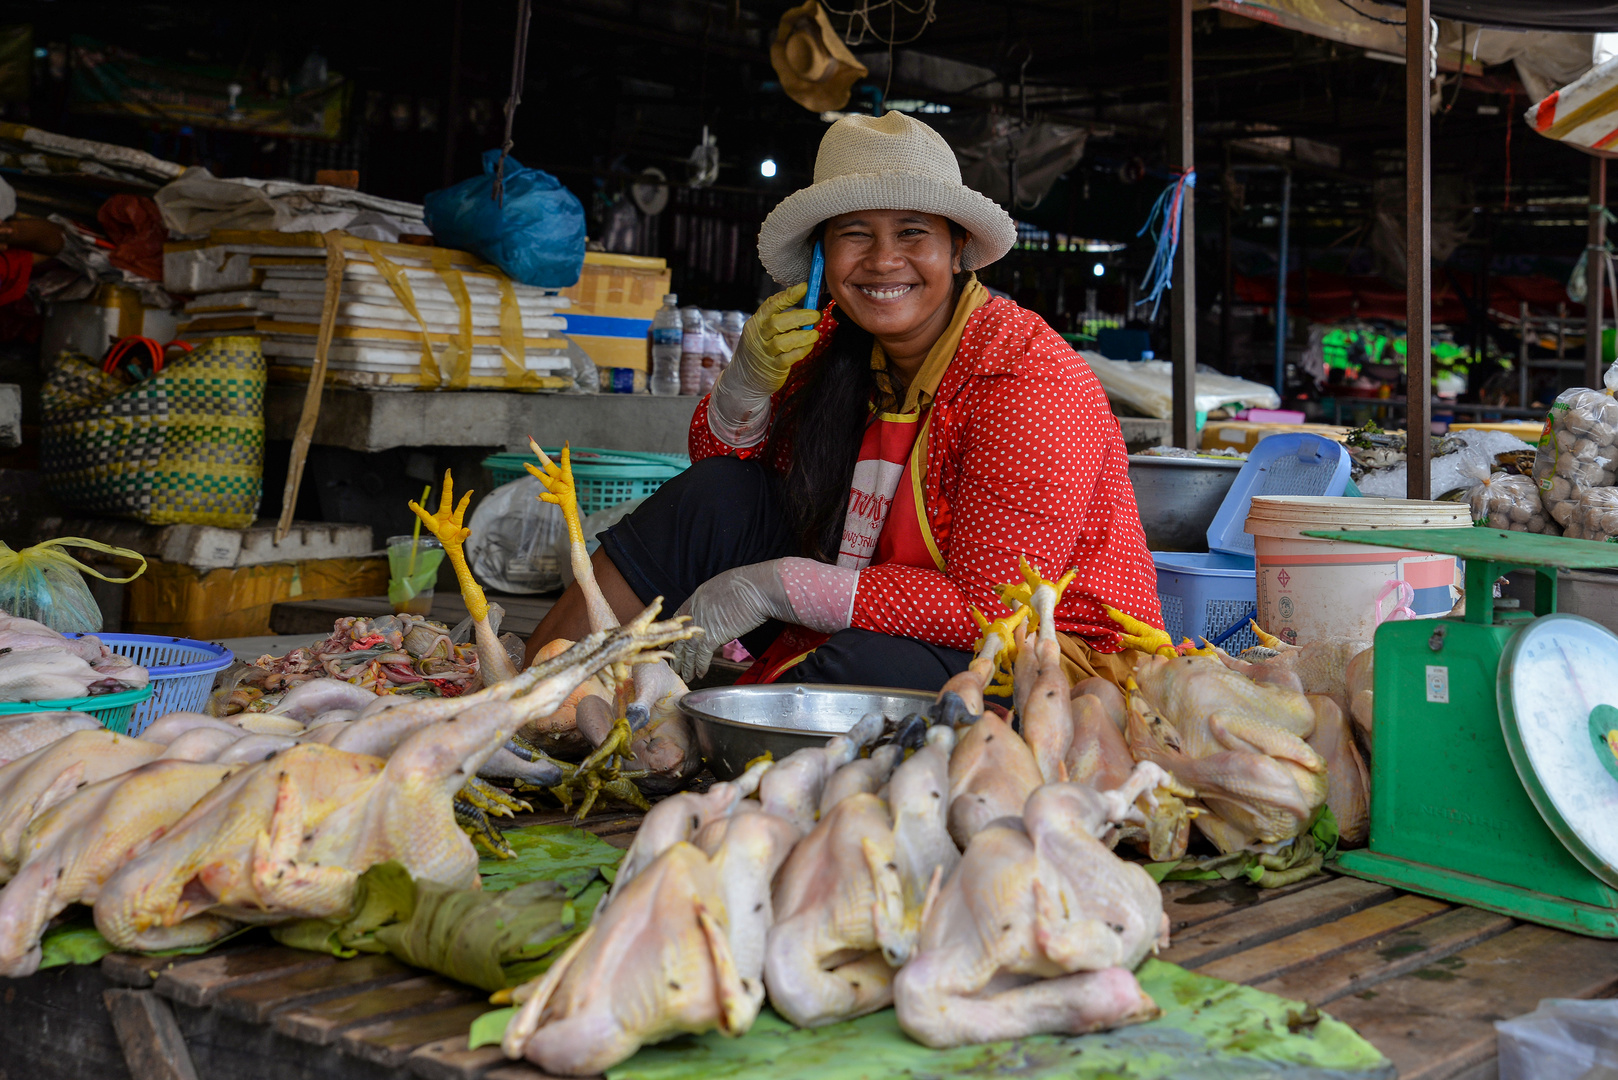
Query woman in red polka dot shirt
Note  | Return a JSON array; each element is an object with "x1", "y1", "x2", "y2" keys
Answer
[{"x1": 526, "y1": 112, "x2": 1161, "y2": 696}]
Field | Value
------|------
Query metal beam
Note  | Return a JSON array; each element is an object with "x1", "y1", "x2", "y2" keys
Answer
[
  {"x1": 1588, "y1": 155, "x2": 1608, "y2": 389},
  {"x1": 1170, "y1": 0, "x2": 1198, "y2": 451},
  {"x1": 1405, "y1": 1, "x2": 1432, "y2": 502}
]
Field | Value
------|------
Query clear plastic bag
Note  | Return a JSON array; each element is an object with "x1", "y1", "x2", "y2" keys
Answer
[
  {"x1": 466, "y1": 476, "x2": 567, "y2": 594},
  {"x1": 1465, "y1": 461, "x2": 1560, "y2": 535},
  {"x1": 1574, "y1": 487, "x2": 1618, "y2": 543},
  {"x1": 1532, "y1": 362, "x2": 1618, "y2": 528},
  {"x1": 0, "y1": 538, "x2": 147, "y2": 633},
  {"x1": 1497, "y1": 998, "x2": 1618, "y2": 1080}
]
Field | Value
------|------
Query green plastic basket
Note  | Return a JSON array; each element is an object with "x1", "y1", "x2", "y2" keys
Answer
[
  {"x1": 0, "y1": 685, "x2": 156, "y2": 735},
  {"x1": 483, "y1": 447, "x2": 690, "y2": 515}
]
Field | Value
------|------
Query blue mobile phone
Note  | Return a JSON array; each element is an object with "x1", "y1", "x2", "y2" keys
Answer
[{"x1": 803, "y1": 241, "x2": 824, "y2": 328}]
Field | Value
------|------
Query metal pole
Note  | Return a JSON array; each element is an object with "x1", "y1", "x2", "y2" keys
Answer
[
  {"x1": 1274, "y1": 169, "x2": 1292, "y2": 397},
  {"x1": 1221, "y1": 142, "x2": 1234, "y2": 373},
  {"x1": 1588, "y1": 155, "x2": 1608, "y2": 388},
  {"x1": 1170, "y1": 0, "x2": 1198, "y2": 450},
  {"x1": 1518, "y1": 299, "x2": 1530, "y2": 408},
  {"x1": 1405, "y1": 1, "x2": 1432, "y2": 501}
]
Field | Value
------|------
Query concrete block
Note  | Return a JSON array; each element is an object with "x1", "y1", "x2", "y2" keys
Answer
[
  {"x1": 0, "y1": 383, "x2": 19, "y2": 449},
  {"x1": 265, "y1": 387, "x2": 701, "y2": 455},
  {"x1": 34, "y1": 517, "x2": 374, "y2": 571}
]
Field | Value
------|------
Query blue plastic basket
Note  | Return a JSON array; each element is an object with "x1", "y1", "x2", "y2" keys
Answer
[
  {"x1": 1205, "y1": 433, "x2": 1351, "y2": 559},
  {"x1": 0, "y1": 685, "x2": 154, "y2": 735},
  {"x1": 1152, "y1": 552, "x2": 1260, "y2": 653},
  {"x1": 1144, "y1": 433, "x2": 1349, "y2": 652},
  {"x1": 67, "y1": 634, "x2": 234, "y2": 736},
  {"x1": 482, "y1": 447, "x2": 690, "y2": 513}
]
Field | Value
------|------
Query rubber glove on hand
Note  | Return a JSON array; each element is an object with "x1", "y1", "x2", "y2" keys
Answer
[
  {"x1": 708, "y1": 281, "x2": 821, "y2": 448},
  {"x1": 670, "y1": 557, "x2": 858, "y2": 681}
]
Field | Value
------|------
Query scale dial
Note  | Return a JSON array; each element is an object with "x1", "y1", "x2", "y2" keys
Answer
[{"x1": 1498, "y1": 613, "x2": 1618, "y2": 889}]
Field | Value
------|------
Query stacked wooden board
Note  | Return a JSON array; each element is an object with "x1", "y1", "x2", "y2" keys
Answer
[{"x1": 165, "y1": 231, "x2": 574, "y2": 391}]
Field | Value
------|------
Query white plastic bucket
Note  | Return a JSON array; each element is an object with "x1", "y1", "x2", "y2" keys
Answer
[{"x1": 1245, "y1": 496, "x2": 1473, "y2": 644}]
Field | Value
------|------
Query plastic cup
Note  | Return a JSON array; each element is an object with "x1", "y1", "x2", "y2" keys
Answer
[{"x1": 387, "y1": 535, "x2": 444, "y2": 616}]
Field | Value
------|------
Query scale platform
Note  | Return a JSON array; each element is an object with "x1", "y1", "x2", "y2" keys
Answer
[{"x1": 1303, "y1": 527, "x2": 1618, "y2": 938}]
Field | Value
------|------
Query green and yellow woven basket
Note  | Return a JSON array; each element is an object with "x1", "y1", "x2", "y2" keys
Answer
[{"x1": 41, "y1": 335, "x2": 266, "y2": 528}]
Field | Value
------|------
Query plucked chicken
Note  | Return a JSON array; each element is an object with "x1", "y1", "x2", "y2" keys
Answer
[
  {"x1": 0, "y1": 729, "x2": 164, "y2": 881},
  {"x1": 0, "y1": 760, "x2": 237, "y2": 975},
  {"x1": 0, "y1": 712, "x2": 100, "y2": 765},
  {"x1": 764, "y1": 723, "x2": 959, "y2": 1027},
  {"x1": 0, "y1": 613, "x2": 148, "y2": 700},
  {"x1": 93, "y1": 610, "x2": 694, "y2": 951},
  {"x1": 894, "y1": 765, "x2": 1172, "y2": 1049}
]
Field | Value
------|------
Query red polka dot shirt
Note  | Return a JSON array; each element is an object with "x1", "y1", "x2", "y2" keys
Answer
[{"x1": 689, "y1": 294, "x2": 1163, "y2": 652}]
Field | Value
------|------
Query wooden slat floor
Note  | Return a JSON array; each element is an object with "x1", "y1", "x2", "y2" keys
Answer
[{"x1": 7, "y1": 805, "x2": 1618, "y2": 1080}]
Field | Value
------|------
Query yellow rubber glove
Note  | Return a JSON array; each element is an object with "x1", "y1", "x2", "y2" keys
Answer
[{"x1": 708, "y1": 281, "x2": 821, "y2": 448}]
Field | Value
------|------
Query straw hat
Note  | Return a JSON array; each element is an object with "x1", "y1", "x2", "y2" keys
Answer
[
  {"x1": 757, "y1": 111, "x2": 1018, "y2": 285},
  {"x1": 770, "y1": 1, "x2": 869, "y2": 114}
]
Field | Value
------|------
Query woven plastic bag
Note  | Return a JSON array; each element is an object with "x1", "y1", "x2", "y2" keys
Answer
[
  {"x1": 0, "y1": 537, "x2": 147, "y2": 633},
  {"x1": 423, "y1": 151, "x2": 586, "y2": 289},
  {"x1": 39, "y1": 335, "x2": 265, "y2": 527}
]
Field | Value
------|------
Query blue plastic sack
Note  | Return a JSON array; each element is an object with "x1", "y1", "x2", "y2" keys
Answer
[{"x1": 424, "y1": 151, "x2": 586, "y2": 288}]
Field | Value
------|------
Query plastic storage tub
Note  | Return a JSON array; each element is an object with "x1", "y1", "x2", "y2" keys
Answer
[
  {"x1": 1245, "y1": 496, "x2": 1472, "y2": 644},
  {"x1": 1142, "y1": 432, "x2": 1351, "y2": 649},
  {"x1": 66, "y1": 634, "x2": 234, "y2": 736},
  {"x1": 483, "y1": 447, "x2": 690, "y2": 514},
  {"x1": 0, "y1": 686, "x2": 154, "y2": 735}
]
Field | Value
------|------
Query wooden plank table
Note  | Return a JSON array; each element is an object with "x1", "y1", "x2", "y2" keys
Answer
[{"x1": 8, "y1": 806, "x2": 1618, "y2": 1080}]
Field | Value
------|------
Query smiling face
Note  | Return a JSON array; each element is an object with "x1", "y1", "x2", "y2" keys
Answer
[{"x1": 821, "y1": 209, "x2": 968, "y2": 360}]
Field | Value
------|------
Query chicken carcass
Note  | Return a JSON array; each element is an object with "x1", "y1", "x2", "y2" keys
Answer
[
  {"x1": 946, "y1": 709, "x2": 1043, "y2": 848},
  {"x1": 1305, "y1": 694, "x2": 1369, "y2": 847},
  {"x1": 0, "y1": 712, "x2": 100, "y2": 765},
  {"x1": 0, "y1": 760, "x2": 236, "y2": 976},
  {"x1": 764, "y1": 724, "x2": 959, "y2": 1027},
  {"x1": 894, "y1": 766, "x2": 1171, "y2": 1049},
  {"x1": 0, "y1": 729, "x2": 164, "y2": 881},
  {"x1": 932, "y1": 606, "x2": 1026, "y2": 725},
  {"x1": 525, "y1": 442, "x2": 699, "y2": 791},
  {"x1": 94, "y1": 611, "x2": 694, "y2": 951},
  {"x1": 410, "y1": 472, "x2": 520, "y2": 686},
  {"x1": 1222, "y1": 624, "x2": 1375, "y2": 744},
  {"x1": 1124, "y1": 682, "x2": 1324, "y2": 851},
  {"x1": 502, "y1": 803, "x2": 799, "y2": 1075}
]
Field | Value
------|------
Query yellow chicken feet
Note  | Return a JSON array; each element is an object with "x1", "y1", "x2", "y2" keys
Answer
[
  {"x1": 995, "y1": 556, "x2": 1076, "y2": 639},
  {"x1": 459, "y1": 775, "x2": 532, "y2": 819},
  {"x1": 410, "y1": 470, "x2": 518, "y2": 684},
  {"x1": 1105, "y1": 605, "x2": 1177, "y2": 658},
  {"x1": 455, "y1": 797, "x2": 517, "y2": 859}
]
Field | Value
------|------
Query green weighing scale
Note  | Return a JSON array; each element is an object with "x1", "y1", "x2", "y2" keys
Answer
[{"x1": 1305, "y1": 527, "x2": 1618, "y2": 938}]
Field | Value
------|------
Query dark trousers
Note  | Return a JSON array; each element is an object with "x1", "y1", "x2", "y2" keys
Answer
[{"x1": 601, "y1": 455, "x2": 979, "y2": 693}]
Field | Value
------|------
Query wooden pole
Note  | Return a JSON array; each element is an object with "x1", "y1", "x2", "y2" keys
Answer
[
  {"x1": 1170, "y1": 0, "x2": 1198, "y2": 450},
  {"x1": 1518, "y1": 299, "x2": 1530, "y2": 408},
  {"x1": 1274, "y1": 169, "x2": 1292, "y2": 397},
  {"x1": 1405, "y1": 1, "x2": 1432, "y2": 501},
  {"x1": 1587, "y1": 155, "x2": 1608, "y2": 389},
  {"x1": 275, "y1": 231, "x2": 347, "y2": 543}
]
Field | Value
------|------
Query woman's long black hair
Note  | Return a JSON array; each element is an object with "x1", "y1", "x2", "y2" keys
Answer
[{"x1": 765, "y1": 222, "x2": 969, "y2": 562}]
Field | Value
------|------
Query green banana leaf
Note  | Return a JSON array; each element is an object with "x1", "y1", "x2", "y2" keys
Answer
[{"x1": 471, "y1": 959, "x2": 1389, "y2": 1079}]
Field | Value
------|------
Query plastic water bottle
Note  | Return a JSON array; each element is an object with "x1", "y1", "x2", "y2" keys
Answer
[
  {"x1": 649, "y1": 294, "x2": 682, "y2": 396},
  {"x1": 680, "y1": 306, "x2": 705, "y2": 395}
]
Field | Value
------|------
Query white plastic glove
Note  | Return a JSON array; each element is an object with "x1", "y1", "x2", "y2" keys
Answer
[
  {"x1": 707, "y1": 281, "x2": 821, "y2": 448},
  {"x1": 670, "y1": 557, "x2": 858, "y2": 681}
]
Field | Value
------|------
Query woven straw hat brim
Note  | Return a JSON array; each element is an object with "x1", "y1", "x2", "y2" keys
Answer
[{"x1": 757, "y1": 169, "x2": 1018, "y2": 285}]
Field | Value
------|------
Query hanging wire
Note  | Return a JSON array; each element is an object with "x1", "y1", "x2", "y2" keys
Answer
[
  {"x1": 1134, "y1": 169, "x2": 1197, "y2": 321},
  {"x1": 492, "y1": 0, "x2": 534, "y2": 207},
  {"x1": 1330, "y1": 0, "x2": 1403, "y2": 26},
  {"x1": 820, "y1": 0, "x2": 937, "y2": 48}
]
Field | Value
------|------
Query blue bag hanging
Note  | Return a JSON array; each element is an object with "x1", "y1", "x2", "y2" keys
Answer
[{"x1": 424, "y1": 150, "x2": 587, "y2": 288}]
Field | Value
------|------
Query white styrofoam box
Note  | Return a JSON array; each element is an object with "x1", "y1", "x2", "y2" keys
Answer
[
  {"x1": 0, "y1": 383, "x2": 19, "y2": 449},
  {"x1": 41, "y1": 293, "x2": 179, "y2": 362},
  {"x1": 35, "y1": 516, "x2": 374, "y2": 571}
]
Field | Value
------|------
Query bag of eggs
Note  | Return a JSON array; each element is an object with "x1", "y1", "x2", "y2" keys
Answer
[{"x1": 1467, "y1": 461, "x2": 1561, "y2": 534}]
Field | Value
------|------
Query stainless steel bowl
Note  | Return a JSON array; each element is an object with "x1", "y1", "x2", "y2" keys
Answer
[
  {"x1": 1127, "y1": 454, "x2": 1244, "y2": 551},
  {"x1": 678, "y1": 684, "x2": 937, "y2": 780}
]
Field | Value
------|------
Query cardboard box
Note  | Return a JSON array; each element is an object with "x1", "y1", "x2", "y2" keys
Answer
[
  {"x1": 559, "y1": 252, "x2": 670, "y2": 373},
  {"x1": 1201, "y1": 421, "x2": 1351, "y2": 454},
  {"x1": 123, "y1": 554, "x2": 389, "y2": 639}
]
